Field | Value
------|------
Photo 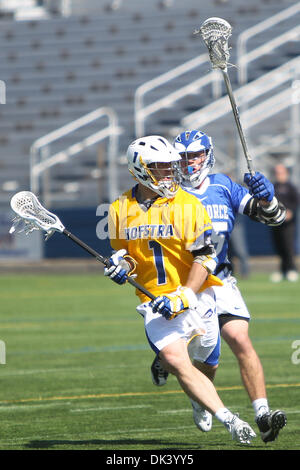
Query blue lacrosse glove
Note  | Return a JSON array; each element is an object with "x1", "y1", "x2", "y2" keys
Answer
[
  {"x1": 244, "y1": 171, "x2": 274, "y2": 202},
  {"x1": 104, "y1": 249, "x2": 136, "y2": 285},
  {"x1": 151, "y1": 287, "x2": 198, "y2": 320}
]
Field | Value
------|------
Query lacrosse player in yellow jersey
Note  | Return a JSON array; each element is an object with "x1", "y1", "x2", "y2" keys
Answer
[{"x1": 104, "y1": 135, "x2": 256, "y2": 445}]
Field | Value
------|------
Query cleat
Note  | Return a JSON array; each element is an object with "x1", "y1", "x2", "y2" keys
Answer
[
  {"x1": 151, "y1": 355, "x2": 169, "y2": 386},
  {"x1": 256, "y1": 410, "x2": 287, "y2": 443},
  {"x1": 286, "y1": 270, "x2": 299, "y2": 282},
  {"x1": 224, "y1": 414, "x2": 256, "y2": 445},
  {"x1": 190, "y1": 399, "x2": 212, "y2": 432},
  {"x1": 270, "y1": 272, "x2": 283, "y2": 283}
]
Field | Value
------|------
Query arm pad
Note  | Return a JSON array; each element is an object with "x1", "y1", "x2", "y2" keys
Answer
[
  {"x1": 191, "y1": 243, "x2": 217, "y2": 274},
  {"x1": 244, "y1": 196, "x2": 286, "y2": 226}
]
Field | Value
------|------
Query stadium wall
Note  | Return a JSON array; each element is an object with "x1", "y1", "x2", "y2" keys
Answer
[{"x1": 44, "y1": 207, "x2": 112, "y2": 259}]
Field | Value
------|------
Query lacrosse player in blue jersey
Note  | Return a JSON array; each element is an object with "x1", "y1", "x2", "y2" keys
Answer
[{"x1": 150, "y1": 130, "x2": 287, "y2": 443}]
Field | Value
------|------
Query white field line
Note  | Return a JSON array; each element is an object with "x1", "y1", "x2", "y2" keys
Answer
[{"x1": 0, "y1": 402, "x2": 72, "y2": 411}]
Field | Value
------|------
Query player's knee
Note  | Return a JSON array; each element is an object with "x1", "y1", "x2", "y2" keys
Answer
[
  {"x1": 222, "y1": 321, "x2": 251, "y2": 351},
  {"x1": 210, "y1": 363, "x2": 219, "y2": 372},
  {"x1": 194, "y1": 360, "x2": 218, "y2": 381},
  {"x1": 225, "y1": 329, "x2": 253, "y2": 354},
  {"x1": 160, "y1": 350, "x2": 190, "y2": 375}
]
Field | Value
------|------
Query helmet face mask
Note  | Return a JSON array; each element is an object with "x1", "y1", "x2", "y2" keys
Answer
[
  {"x1": 174, "y1": 130, "x2": 215, "y2": 188},
  {"x1": 127, "y1": 136, "x2": 181, "y2": 198},
  {"x1": 179, "y1": 150, "x2": 207, "y2": 177}
]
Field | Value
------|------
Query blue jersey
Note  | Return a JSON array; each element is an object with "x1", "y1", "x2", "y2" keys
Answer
[{"x1": 183, "y1": 174, "x2": 252, "y2": 274}]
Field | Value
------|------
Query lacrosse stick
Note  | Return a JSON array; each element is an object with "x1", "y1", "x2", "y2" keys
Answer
[
  {"x1": 195, "y1": 17, "x2": 255, "y2": 176},
  {"x1": 9, "y1": 191, "x2": 155, "y2": 301}
]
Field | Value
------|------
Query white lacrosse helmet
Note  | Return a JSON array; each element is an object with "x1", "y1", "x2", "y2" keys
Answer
[
  {"x1": 127, "y1": 135, "x2": 181, "y2": 198},
  {"x1": 174, "y1": 130, "x2": 215, "y2": 188}
]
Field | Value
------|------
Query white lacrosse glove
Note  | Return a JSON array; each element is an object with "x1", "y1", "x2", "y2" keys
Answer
[{"x1": 104, "y1": 249, "x2": 136, "y2": 285}]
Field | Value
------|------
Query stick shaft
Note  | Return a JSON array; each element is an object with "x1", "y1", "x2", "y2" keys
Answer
[
  {"x1": 221, "y1": 69, "x2": 255, "y2": 176},
  {"x1": 62, "y1": 229, "x2": 156, "y2": 300}
]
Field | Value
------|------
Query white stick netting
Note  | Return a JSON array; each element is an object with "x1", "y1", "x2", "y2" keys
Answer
[
  {"x1": 196, "y1": 17, "x2": 232, "y2": 70},
  {"x1": 10, "y1": 191, "x2": 65, "y2": 238}
]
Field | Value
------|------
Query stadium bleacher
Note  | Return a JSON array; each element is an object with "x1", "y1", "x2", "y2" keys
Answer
[{"x1": 0, "y1": 0, "x2": 298, "y2": 207}]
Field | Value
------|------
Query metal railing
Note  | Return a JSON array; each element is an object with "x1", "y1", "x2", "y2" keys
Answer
[
  {"x1": 180, "y1": 57, "x2": 299, "y2": 129},
  {"x1": 238, "y1": 25, "x2": 300, "y2": 85},
  {"x1": 237, "y1": 2, "x2": 300, "y2": 84},
  {"x1": 179, "y1": 56, "x2": 300, "y2": 179},
  {"x1": 30, "y1": 106, "x2": 123, "y2": 205},
  {"x1": 134, "y1": 3, "x2": 300, "y2": 140},
  {"x1": 134, "y1": 54, "x2": 221, "y2": 137},
  {"x1": 134, "y1": 2, "x2": 299, "y2": 142}
]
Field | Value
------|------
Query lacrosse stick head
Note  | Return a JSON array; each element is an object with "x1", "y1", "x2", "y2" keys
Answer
[
  {"x1": 195, "y1": 17, "x2": 232, "y2": 70},
  {"x1": 9, "y1": 191, "x2": 65, "y2": 240}
]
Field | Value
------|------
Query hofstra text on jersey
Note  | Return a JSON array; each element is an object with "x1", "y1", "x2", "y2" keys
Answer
[{"x1": 125, "y1": 224, "x2": 174, "y2": 240}]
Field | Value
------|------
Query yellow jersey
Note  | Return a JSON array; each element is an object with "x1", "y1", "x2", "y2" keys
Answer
[{"x1": 108, "y1": 185, "x2": 221, "y2": 303}]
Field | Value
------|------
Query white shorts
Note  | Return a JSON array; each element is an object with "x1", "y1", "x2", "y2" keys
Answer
[
  {"x1": 136, "y1": 288, "x2": 220, "y2": 364},
  {"x1": 212, "y1": 275, "x2": 250, "y2": 319}
]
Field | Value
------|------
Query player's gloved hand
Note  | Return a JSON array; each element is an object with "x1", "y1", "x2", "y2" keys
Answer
[
  {"x1": 244, "y1": 171, "x2": 274, "y2": 202},
  {"x1": 151, "y1": 286, "x2": 198, "y2": 320},
  {"x1": 104, "y1": 249, "x2": 136, "y2": 285}
]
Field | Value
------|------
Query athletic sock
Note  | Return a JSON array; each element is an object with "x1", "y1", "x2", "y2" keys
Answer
[
  {"x1": 252, "y1": 398, "x2": 269, "y2": 420},
  {"x1": 215, "y1": 407, "x2": 235, "y2": 425}
]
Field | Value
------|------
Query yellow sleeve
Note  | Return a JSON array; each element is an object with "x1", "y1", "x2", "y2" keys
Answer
[
  {"x1": 199, "y1": 274, "x2": 223, "y2": 291},
  {"x1": 184, "y1": 198, "x2": 213, "y2": 252}
]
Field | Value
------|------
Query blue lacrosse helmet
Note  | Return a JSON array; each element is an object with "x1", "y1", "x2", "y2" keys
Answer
[{"x1": 174, "y1": 130, "x2": 215, "y2": 188}]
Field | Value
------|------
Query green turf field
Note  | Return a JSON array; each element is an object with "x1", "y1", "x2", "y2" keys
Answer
[{"x1": 0, "y1": 272, "x2": 299, "y2": 451}]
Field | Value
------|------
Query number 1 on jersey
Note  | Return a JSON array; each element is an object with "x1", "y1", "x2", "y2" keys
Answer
[{"x1": 148, "y1": 240, "x2": 167, "y2": 285}]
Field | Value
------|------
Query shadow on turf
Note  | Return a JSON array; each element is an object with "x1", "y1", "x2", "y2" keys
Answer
[
  {"x1": 25, "y1": 438, "x2": 260, "y2": 450},
  {"x1": 25, "y1": 438, "x2": 211, "y2": 450}
]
